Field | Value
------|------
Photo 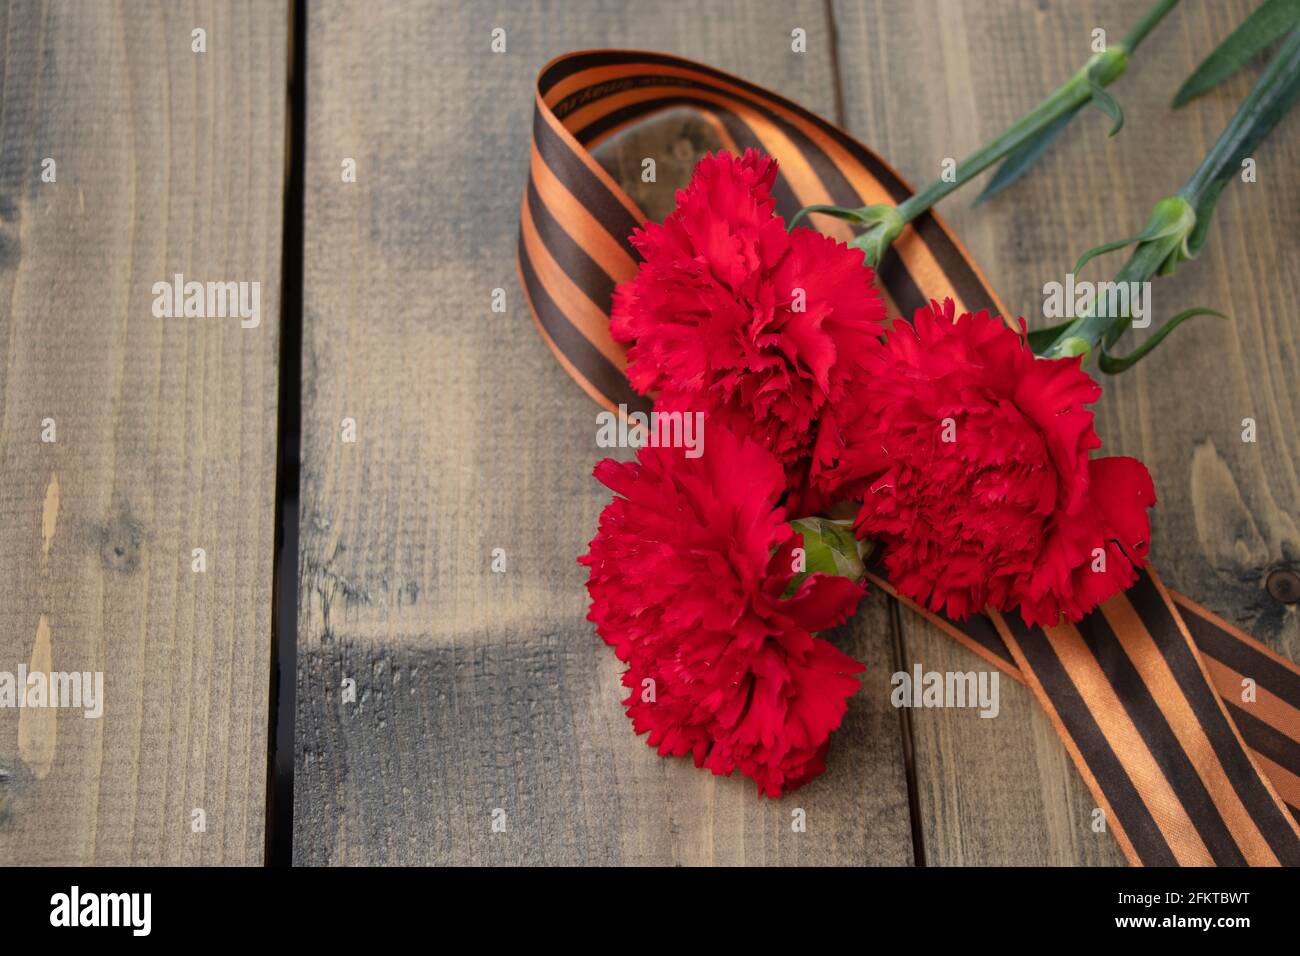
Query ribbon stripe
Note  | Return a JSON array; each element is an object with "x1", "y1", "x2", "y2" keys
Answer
[
  {"x1": 533, "y1": 105, "x2": 643, "y2": 257},
  {"x1": 522, "y1": 179, "x2": 623, "y2": 356},
  {"x1": 520, "y1": 49, "x2": 1300, "y2": 866},
  {"x1": 1127, "y1": 574, "x2": 1300, "y2": 861},
  {"x1": 1001, "y1": 610, "x2": 1183, "y2": 864},
  {"x1": 1231, "y1": 706, "x2": 1300, "y2": 809},
  {"x1": 922, "y1": 577, "x2": 1300, "y2": 829},
  {"x1": 1075, "y1": 606, "x2": 1248, "y2": 865}
]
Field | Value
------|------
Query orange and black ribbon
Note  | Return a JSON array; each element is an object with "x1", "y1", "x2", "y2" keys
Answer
[{"x1": 518, "y1": 49, "x2": 1300, "y2": 866}]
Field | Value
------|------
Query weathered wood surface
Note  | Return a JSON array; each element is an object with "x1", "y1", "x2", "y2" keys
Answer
[
  {"x1": 4, "y1": 0, "x2": 1296, "y2": 868},
  {"x1": 0, "y1": 1, "x2": 285, "y2": 864},
  {"x1": 293, "y1": 0, "x2": 915, "y2": 865},
  {"x1": 294, "y1": 0, "x2": 1300, "y2": 866},
  {"x1": 834, "y1": 0, "x2": 1300, "y2": 864}
]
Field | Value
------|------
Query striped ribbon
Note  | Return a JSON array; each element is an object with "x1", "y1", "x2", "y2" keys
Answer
[{"x1": 517, "y1": 49, "x2": 1300, "y2": 866}]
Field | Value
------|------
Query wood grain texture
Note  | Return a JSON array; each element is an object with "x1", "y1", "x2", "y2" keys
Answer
[
  {"x1": 0, "y1": 1, "x2": 285, "y2": 864},
  {"x1": 832, "y1": 0, "x2": 1299, "y2": 864},
  {"x1": 293, "y1": 0, "x2": 914, "y2": 865}
]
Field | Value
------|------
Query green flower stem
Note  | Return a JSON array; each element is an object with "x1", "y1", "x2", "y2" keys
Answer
[
  {"x1": 1041, "y1": 26, "x2": 1300, "y2": 363},
  {"x1": 891, "y1": 66, "x2": 1111, "y2": 226},
  {"x1": 790, "y1": 0, "x2": 1181, "y2": 265},
  {"x1": 1179, "y1": 25, "x2": 1300, "y2": 213},
  {"x1": 1122, "y1": 0, "x2": 1182, "y2": 50}
]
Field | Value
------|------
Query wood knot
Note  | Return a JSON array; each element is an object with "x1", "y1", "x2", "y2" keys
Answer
[
  {"x1": 98, "y1": 503, "x2": 144, "y2": 574},
  {"x1": 1265, "y1": 567, "x2": 1300, "y2": 605},
  {"x1": 0, "y1": 764, "x2": 13, "y2": 828}
]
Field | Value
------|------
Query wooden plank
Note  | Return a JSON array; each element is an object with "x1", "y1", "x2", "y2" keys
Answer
[
  {"x1": 833, "y1": 0, "x2": 1299, "y2": 864},
  {"x1": 294, "y1": 0, "x2": 914, "y2": 864},
  {"x1": 0, "y1": 1, "x2": 286, "y2": 864}
]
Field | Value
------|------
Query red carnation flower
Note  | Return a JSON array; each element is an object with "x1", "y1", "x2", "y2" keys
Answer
[
  {"x1": 610, "y1": 149, "x2": 885, "y2": 482},
  {"x1": 579, "y1": 424, "x2": 865, "y2": 796},
  {"x1": 821, "y1": 299, "x2": 1155, "y2": 628}
]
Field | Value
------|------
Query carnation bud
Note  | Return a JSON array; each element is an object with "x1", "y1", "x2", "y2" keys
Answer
[
  {"x1": 1053, "y1": 336, "x2": 1092, "y2": 359},
  {"x1": 1140, "y1": 195, "x2": 1197, "y2": 276},
  {"x1": 787, "y1": 517, "x2": 870, "y2": 592}
]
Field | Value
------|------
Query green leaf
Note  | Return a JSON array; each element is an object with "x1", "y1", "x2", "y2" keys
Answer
[
  {"x1": 787, "y1": 204, "x2": 873, "y2": 230},
  {"x1": 1088, "y1": 64, "x2": 1125, "y2": 135},
  {"x1": 1026, "y1": 320, "x2": 1076, "y2": 353},
  {"x1": 1181, "y1": 32, "x2": 1300, "y2": 251},
  {"x1": 1173, "y1": 0, "x2": 1300, "y2": 107},
  {"x1": 1073, "y1": 221, "x2": 1180, "y2": 276},
  {"x1": 1097, "y1": 307, "x2": 1228, "y2": 373},
  {"x1": 1072, "y1": 230, "x2": 1150, "y2": 276},
  {"x1": 785, "y1": 518, "x2": 867, "y2": 596},
  {"x1": 844, "y1": 204, "x2": 904, "y2": 268},
  {"x1": 1075, "y1": 195, "x2": 1196, "y2": 277},
  {"x1": 974, "y1": 105, "x2": 1083, "y2": 206}
]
